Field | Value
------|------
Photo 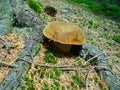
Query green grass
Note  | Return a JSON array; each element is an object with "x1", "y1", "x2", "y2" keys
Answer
[
  {"x1": 72, "y1": 75, "x2": 84, "y2": 88},
  {"x1": 35, "y1": 68, "x2": 63, "y2": 90},
  {"x1": 27, "y1": 0, "x2": 43, "y2": 12},
  {"x1": 20, "y1": 74, "x2": 36, "y2": 90},
  {"x1": 94, "y1": 77, "x2": 108, "y2": 90},
  {"x1": 75, "y1": 57, "x2": 84, "y2": 67},
  {"x1": 44, "y1": 50, "x2": 58, "y2": 64},
  {"x1": 45, "y1": 69, "x2": 62, "y2": 80},
  {"x1": 103, "y1": 31, "x2": 110, "y2": 38},
  {"x1": 68, "y1": 0, "x2": 120, "y2": 21},
  {"x1": 88, "y1": 20, "x2": 99, "y2": 28},
  {"x1": 113, "y1": 34, "x2": 120, "y2": 43}
]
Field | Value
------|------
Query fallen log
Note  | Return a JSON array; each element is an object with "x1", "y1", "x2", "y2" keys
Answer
[
  {"x1": 0, "y1": 0, "x2": 14, "y2": 35},
  {"x1": 80, "y1": 42, "x2": 120, "y2": 90},
  {"x1": 0, "y1": 1, "x2": 46, "y2": 90}
]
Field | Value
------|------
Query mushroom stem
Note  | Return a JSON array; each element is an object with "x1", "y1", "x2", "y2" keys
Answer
[{"x1": 54, "y1": 42, "x2": 71, "y2": 53}]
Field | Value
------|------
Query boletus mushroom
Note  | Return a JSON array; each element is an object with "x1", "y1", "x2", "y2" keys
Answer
[{"x1": 43, "y1": 21, "x2": 86, "y2": 55}]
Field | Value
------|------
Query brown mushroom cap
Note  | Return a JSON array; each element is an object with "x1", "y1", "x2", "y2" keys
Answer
[{"x1": 43, "y1": 21, "x2": 86, "y2": 45}]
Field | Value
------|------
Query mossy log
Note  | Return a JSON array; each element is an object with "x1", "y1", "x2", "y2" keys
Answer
[{"x1": 0, "y1": 0, "x2": 120, "y2": 90}]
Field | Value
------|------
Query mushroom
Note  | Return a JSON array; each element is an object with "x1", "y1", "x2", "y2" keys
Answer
[{"x1": 43, "y1": 21, "x2": 86, "y2": 54}]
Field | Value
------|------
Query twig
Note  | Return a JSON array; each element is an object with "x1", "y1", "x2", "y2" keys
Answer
[
  {"x1": 85, "y1": 68, "x2": 93, "y2": 90},
  {"x1": 84, "y1": 52, "x2": 105, "y2": 65},
  {"x1": 93, "y1": 65, "x2": 112, "y2": 72},
  {"x1": 85, "y1": 65, "x2": 113, "y2": 90},
  {"x1": 63, "y1": 58, "x2": 81, "y2": 67},
  {"x1": 0, "y1": 59, "x2": 18, "y2": 68},
  {"x1": 18, "y1": 57, "x2": 88, "y2": 71},
  {"x1": 18, "y1": 57, "x2": 67, "y2": 68},
  {"x1": 0, "y1": 37, "x2": 6, "y2": 45},
  {"x1": 17, "y1": 57, "x2": 114, "y2": 72},
  {"x1": 59, "y1": 67, "x2": 88, "y2": 71}
]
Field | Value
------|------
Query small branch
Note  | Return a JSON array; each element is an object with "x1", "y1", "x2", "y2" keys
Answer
[
  {"x1": 59, "y1": 67, "x2": 88, "y2": 71},
  {"x1": 18, "y1": 57, "x2": 113, "y2": 72},
  {"x1": 84, "y1": 52, "x2": 105, "y2": 65},
  {"x1": 85, "y1": 65, "x2": 112, "y2": 90},
  {"x1": 18, "y1": 57, "x2": 88, "y2": 71},
  {"x1": 85, "y1": 68, "x2": 93, "y2": 90},
  {"x1": 0, "y1": 59, "x2": 18, "y2": 68},
  {"x1": 0, "y1": 37, "x2": 6, "y2": 44}
]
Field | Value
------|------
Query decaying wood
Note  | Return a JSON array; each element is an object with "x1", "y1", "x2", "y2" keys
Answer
[
  {"x1": 80, "y1": 42, "x2": 120, "y2": 90},
  {"x1": 0, "y1": 0, "x2": 46, "y2": 89}
]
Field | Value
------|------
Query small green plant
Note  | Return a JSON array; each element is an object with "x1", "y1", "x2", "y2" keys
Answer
[
  {"x1": 27, "y1": 0, "x2": 43, "y2": 12},
  {"x1": 88, "y1": 20, "x2": 99, "y2": 28},
  {"x1": 45, "y1": 69, "x2": 62, "y2": 80},
  {"x1": 94, "y1": 77, "x2": 99, "y2": 83},
  {"x1": 103, "y1": 31, "x2": 110, "y2": 38},
  {"x1": 113, "y1": 34, "x2": 120, "y2": 43},
  {"x1": 117, "y1": 54, "x2": 120, "y2": 58},
  {"x1": 107, "y1": 40, "x2": 114, "y2": 47},
  {"x1": 44, "y1": 50, "x2": 58, "y2": 64},
  {"x1": 94, "y1": 77, "x2": 108, "y2": 90},
  {"x1": 75, "y1": 57, "x2": 83, "y2": 67},
  {"x1": 41, "y1": 81, "x2": 50, "y2": 90},
  {"x1": 72, "y1": 75, "x2": 84, "y2": 88},
  {"x1": 52, "y1": 80, "x2": 61, "y2": 90},
  {"x1": 98, "y1": 82, "x2": 108, "y2": 90},
  {"x1": 20, "y1": 74, "x2": 36, "y2": 90},
  {"x1": 37, "y1": 68, "x2": 63, "y2": 90},
  {"x1": 54, "y1": 69, "x2": 62, "y2": 80}
]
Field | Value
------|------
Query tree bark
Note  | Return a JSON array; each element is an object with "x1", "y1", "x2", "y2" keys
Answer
[
  {"x1": 80, "y1": 42, "x2": 120, "y2": 90},
  {"x1": 0, "y1": 0, "x2": 46, "y2": 89}
]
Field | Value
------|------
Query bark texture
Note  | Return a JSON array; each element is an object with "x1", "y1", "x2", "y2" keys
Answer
[
  {"x1": 80, "y1": 42, "x2": 120, "y2": 90},
  {"x1": 0, "y1": 0, "x2": 46, "y2": 89}
]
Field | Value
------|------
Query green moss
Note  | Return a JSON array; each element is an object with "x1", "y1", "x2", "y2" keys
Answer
[
  {"x1": 20, "y1": 74, "x2": 36, "y2": 90},
  {"x1": 107, "y1": 40, "x2": 114, "y2": 47},
  {"x1": 94, "y1": 77, "x2": 99, "y2": 83},
  {"x1": 113, "y1": 34, "x2": 120, "y2": 43},
  {"x1": 72, "y1": 75, "x2": 84, "y2": 88},
  {"x1": 44, "y1": 50, "x2": 58, "y2": 64},
  {"x1": 103, "y1": 31, "x2": 110, "y2": 38},
  {"x1": 88, "y1": 20, "x2": 99, "y2": 28},
  {"x1": 117, "y1": 54, "x2": 120, "y2": 58},
  {"x1": 98, "y1": 82, "x2": 108, "y2": 90},
  {"x1": 54, "y1": 69, "x2": 62, "y2": 77},
  {"x1": 94, "y1": 77, "x2": 108, "y2": 90},
  {"x1": 27, "y1": 0, "x2": 43, "y2": 12}
]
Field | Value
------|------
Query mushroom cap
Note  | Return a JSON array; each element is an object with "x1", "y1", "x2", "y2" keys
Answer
[{"x1": 43, "y1": 21, "x2": 86, "y2": 45}]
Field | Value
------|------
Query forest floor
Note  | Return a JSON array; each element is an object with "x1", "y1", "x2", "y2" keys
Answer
[{"x1": 0, "y1": 0, "x2": 120, "y2": 90}]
